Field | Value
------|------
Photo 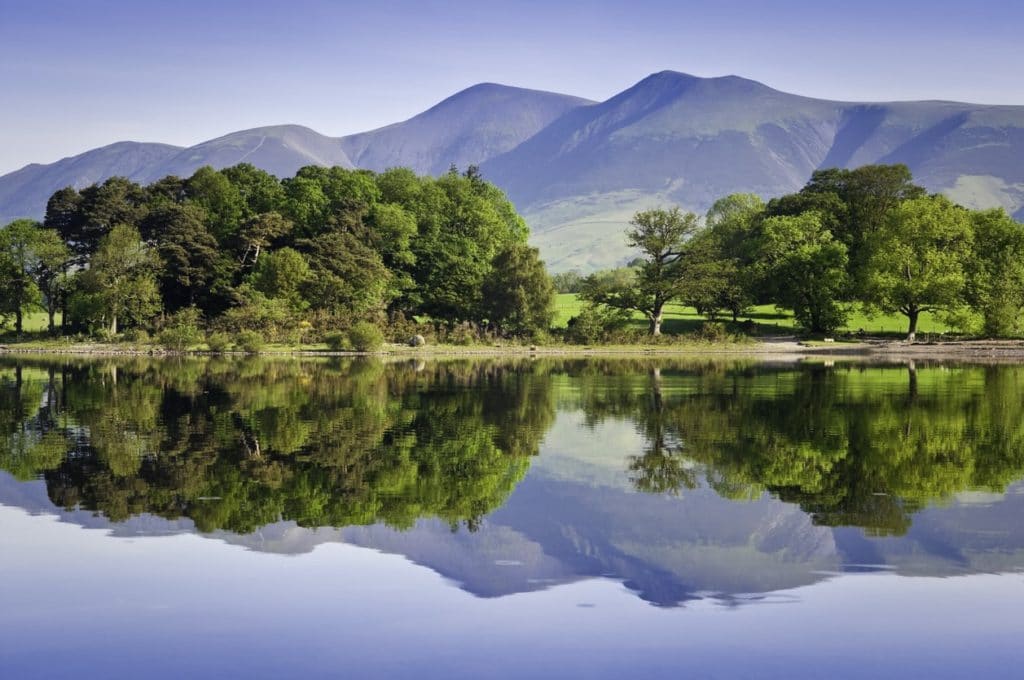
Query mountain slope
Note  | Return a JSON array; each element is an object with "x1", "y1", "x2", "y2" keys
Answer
[
  {"x1": 340, "y1": 83, "x2": 593, "y2": 175},
  {"x1": 2, "y1": 72, "x2": 1024, "y2": 269},
  {"x1": 481, "y1": 71, "x2": 1024, "y2": 270},
  {"x1": 0, "y1": 141, "x2": 181, "y2": 224},
  {"x1": 138, "y1": 124, "x2": 354, "y2": 182}
]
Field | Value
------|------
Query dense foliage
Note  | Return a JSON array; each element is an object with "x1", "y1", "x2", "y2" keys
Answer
[
  {"x1": 0, "y1": 164, "x2": 555, "y2": 344},
  {"x1": 578, "y1": 165, "x2": 1024, "y2": 339}
]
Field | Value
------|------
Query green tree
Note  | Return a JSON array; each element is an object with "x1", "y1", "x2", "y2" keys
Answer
[
  {"x1": 146, "y1": 203, "x2": 232, "y2": 312},
  {"x1": 76, "y1": 224, "x2": 161, "y2": 334},
  {"x1": 758, "y1": 213, "x2": 849, "y2": 333},
  {"x1": 237, "y1": 211, "x2": 292, "y2": 268},
  {"x1": 863, "y1": 196, "x2": 974, "y2": 340},
  {"x1": 0, "y1": 220, "x2": 44, "y2": 333},
  {"x1": 967, "y1": 209, "x2": 1024, "y2": 337},
  {"x1": 583, "y1": 208, "x2": 699, "y2": 335},
  {"x1": 481, "y1": 244, "x2": 555, "y2": 337},
  {"x1": 250, "y1": 246, "x2": 311, "y2": 310}
]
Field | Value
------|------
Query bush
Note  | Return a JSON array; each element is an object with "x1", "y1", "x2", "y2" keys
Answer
[
  {"x1": 235, "y1": 330, "x2": 264, "y2": 353},
  {"x1": 324, "y1": 331, "x2": 347, "y2": 351},
  {"x1": 159, "y1": 325, "x2": 203, "y2": 351},
  {"x1": 565, "y1": 305, "x2": 632, "y2": 344},
  {"x1": 123, "y1": 328, "x2": 151, "y2": 344},
  {"x1": 158, "y1": 307, "x2": 204, "y2": 351},
  {"x1": 348, "y1": 322, "x2": 384, "y2": 352},
  {"x1": 694, "y1": 321, "x2": 728, "y2": 342},
  {"x1": 206, "y1": 331, "x2": 233, "y2": 353}
]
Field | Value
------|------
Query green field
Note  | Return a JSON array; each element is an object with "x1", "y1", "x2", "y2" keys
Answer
[
  {"x1": 0, "y1": 311, "x2": 60, "y2": 334},
  {"x1": 552, "y1": 293, "x2": 950, "y2": 336}
]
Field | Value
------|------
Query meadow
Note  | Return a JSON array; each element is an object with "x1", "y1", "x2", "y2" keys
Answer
[{"x1": 551, "y1": 293, "x2": 950, "y2": 337}]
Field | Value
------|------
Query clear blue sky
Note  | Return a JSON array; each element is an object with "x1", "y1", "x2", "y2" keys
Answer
[{"x1": 1, "y1": 0, "x2": 1022, "y2": 174}]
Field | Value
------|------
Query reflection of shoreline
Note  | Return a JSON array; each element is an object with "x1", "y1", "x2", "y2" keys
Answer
[{"x1": 9, "y1": 338, "x2": 1024, "y2": 362}]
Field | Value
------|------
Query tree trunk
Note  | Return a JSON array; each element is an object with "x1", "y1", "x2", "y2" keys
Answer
[
  {"x1": 110, "y1": 314, "x2": 118, "y2": 336},
  {"x1": 650, "y1": 302, "x2": 664, "y2": 336},
  {"x1": 15, "y1": 309, "x2": 23, "y2": 335},
  {"x1": 47, "y1": 302, "x2": 56, "y2": 335},
  {"x1": 906, "y1": 308, "x2": 919, "y2": 342}
]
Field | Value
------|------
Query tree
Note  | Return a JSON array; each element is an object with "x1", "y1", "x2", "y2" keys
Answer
[
  {"x1": 758, "y1": 213, "x2": 849, "y2": 333},
  {"x1": 185, "y1": 166, "x2": 245, "y2": 242},
  {"x1": 0, "y1": 220, "x2": 44, "y2": 333},
  {"x1": 76, "y1": 224, "x2": 161, "y2": 334},
  {"x1": 481, "y1": 244, "x2": 555, "y2": 337},
  {"x1": 28, "y1": 228, "x2": 71, "y2": 334},
  {"x1": 583, "y1": 208, "x2": 699, "y2": 335},
  {"x1": 146, "y1": 203, "x2": 232, "y2": 312},
  {"x1": 250, "y1": 246, "x2": 311, "y2": 311},
  {"x1": 237, "y1": 211, "x2": 292, "y2": 268},
  {"x1": 966, "y1": 209, "x2": 1024, "y2": 337},
  {"x1": 863, "y1": 196, "x2": 973, "y2": 341}
]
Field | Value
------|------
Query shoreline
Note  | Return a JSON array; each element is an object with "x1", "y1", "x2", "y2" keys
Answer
[{"x1": 4, "y1": 337, "x2": 1024, "y2": 362}]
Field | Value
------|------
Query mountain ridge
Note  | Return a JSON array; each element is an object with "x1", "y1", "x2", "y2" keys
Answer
[{"x1": 2, "y1": 71, "x2": 1023, "y2": 270}]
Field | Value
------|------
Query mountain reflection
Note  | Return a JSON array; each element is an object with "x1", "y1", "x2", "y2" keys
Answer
[{"x1": 3, "y1": 356, "x2": 1024, "y2": 606}]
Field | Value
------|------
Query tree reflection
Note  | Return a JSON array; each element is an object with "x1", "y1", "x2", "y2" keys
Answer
[
  {"x1": 570, "y1": 361, "x2": 1024, "y2": 535},
  {"x1": 0, "y1": 357, "x2": 555, "y2": 533},
  {"x1": 3, "y1": 357, "x2": 1024, "y2": 537}
]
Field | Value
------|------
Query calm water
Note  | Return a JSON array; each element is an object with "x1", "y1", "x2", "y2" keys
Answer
[{"x1": 2, "y1": 356, "x2": 1024, "y2": 678}]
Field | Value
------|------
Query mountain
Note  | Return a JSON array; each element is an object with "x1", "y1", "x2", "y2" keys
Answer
[
  {"x1": 137, "y1": 124, "x2": 354, "y2": 182},
  {"x1": 2, "y1": 71, "x2": 1024, "y2": 270},
  {"x1": 481, "y1": 71, "x2": 1024, "y2": 270},
  {"x1": 0, "y1": 141, "x2": 181, "y2": 224},
  {"x1": 339, "y1": 83, "x2": 593, "y2": 175}
]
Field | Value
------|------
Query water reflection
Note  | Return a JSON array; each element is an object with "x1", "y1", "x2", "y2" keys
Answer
[{"x1": 2, "y1": 356, "x2": 1024, "y2": 606}]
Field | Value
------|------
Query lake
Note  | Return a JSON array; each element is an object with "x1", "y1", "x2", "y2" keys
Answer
[{"x1": 2, "y1": 355, "x2": 1023, "y2": 678}]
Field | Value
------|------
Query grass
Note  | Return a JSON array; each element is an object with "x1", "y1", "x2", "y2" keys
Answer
[{"x1": 552, "y1": 293, "x2": 951, "y2": 337}]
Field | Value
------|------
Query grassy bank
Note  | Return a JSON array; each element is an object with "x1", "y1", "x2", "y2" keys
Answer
[{"x1": 552, "y1": 294, "x2": 951, "y2": 337}]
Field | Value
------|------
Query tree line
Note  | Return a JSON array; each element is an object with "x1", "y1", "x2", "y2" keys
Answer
[
  {"x1": 0, "y1": 164, "x2": 556, "y2": 345},
  {"x1": 572, "y1": 164, "x2": 1024, "y2": 340}
]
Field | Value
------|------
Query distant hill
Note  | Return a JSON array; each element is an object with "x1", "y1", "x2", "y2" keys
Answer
[
  {"x1": 2, "y1": 71, "x2": 1023, "y2": 270},
  {"x1": 339, "y1": 83, "x2": 593, "y2": 175},
  {"x1": 137, "y1": 124, "x2": 354, "y2": 183},
  {"x1": 481, "y1": 71, "x2": 1024, "y2": 270},
  {"x1": 0, "y1": 141, "x2": 181, "y2": 224}
]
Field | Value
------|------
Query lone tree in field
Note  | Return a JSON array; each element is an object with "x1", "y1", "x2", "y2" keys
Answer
[{"x1": 581, "y1": 207, "x2": 700, "y2": 335}]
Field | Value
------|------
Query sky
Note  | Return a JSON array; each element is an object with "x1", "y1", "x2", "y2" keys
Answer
[{"x1": 1, "y1": 0, "x2": 1022, "y2": 174}]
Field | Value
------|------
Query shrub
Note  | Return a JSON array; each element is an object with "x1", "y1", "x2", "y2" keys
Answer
[
  {"x1": 324, "y1": 331, "x2": 347, "y2": 351},
  {"x1": 206, "y1": 331, "x2": 233, "y2": 353},
  {"x1": 159, "y1": 325, "x2": 203, "y2": 351},
  {"x1": 694, "y1": 321, "x2": 728, "y2": 343},
  {"x1": 123, "y1": 328, "x2": 151, "y2": 344},
  {"x1": 158, "y1": 307, "x2": 204, "y2": 350},
  {"x1": 235, "y1": 330, "x2": 264, "y2": 353},
  {"x1": 348, "y1": 322, "x2": 384, "y2": 352},
  {"x1": 565, "y1": 305, "x2": 632, "y2": 344}
]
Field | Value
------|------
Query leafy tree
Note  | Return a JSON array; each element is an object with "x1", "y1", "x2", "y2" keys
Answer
[
  {"x1": 185, "y1": 166, "x2": 245, "y2": 242},
  {"x1": 75, "y1": 224, "x2": 161, "y2": 334},
  {"x1": 237, "y1": 211, "x2": 292, "y2": 268},
  {"x1": 967, "y1": 209, "x2": 1024, "y2": 337},
  {"x1": 863, "y1": 196, "x2": 973, "y2": 340},
  {"x1": 583, "y1": 208, "x2": 699, "y2": 335},
  {"x1": 72, "y1": 177, "x2": 148, "y2": 260},
  {"x1": 758, "y1": 213, "x2": 849, "y2": 333},
  {"x1": 481, "y1": 244, "x2": 555, "y2": 337},
  {"x1": 551, "y1": 270, "x2": 584, "y2": 294},
  {"x1": 298, "y1": 232, "x2": 391, "y2": 319},
  {"x1": 221, "y1": 163, "x2": 285, "y2": 216},
  {"x1": 249, "y1": 246, "x2": 311, "y2": 311},
  {"x1": 146, "y1": 203, "x2": 232, "y2": 312},
  {"x1": 0, "y1": 220, "x2": 45, "y2": 333},
  {"x1": 27, "y1": 228, "x2": 71, "y2": 334}
]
